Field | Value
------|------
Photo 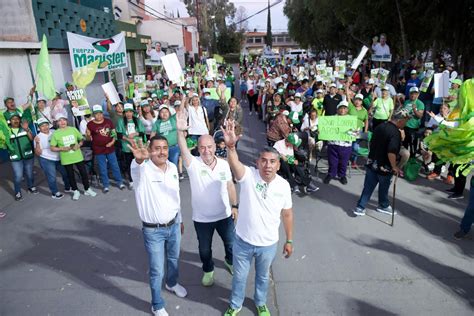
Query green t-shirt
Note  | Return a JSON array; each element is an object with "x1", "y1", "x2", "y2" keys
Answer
[
  {"x1": 403, "y1": 99, "x2": 425, "y2": 129},
  {"x1": 152, "y1": 115, "x2": 178, "y2": 146},
  {"x1": 116, "y1": 118, "x2": 145, "y2": 153},
  {"x1": 311, "y1": 98, "x2": 325, "y2": 116},
  {"x1": 349, "y1": 104, "x2": 368, "y2": 130},
  {"x1": 50, "y1": 127, "x2": 84, "y2": 165},
  {"x1": 448, "y1": 88, "x2": 458, "y2": 109},
  {"x1": 372, "y1": 97, "x2": 394, "y2": 120}
]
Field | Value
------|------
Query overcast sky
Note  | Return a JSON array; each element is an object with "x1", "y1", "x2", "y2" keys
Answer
[{"x1": 145, "y1": 0, "x2": 288, "y2": 32}]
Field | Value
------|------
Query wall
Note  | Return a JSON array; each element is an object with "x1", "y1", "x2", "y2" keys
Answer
[
  {"x1": 0, "y1": 0, "x2": 38, "y2": 42},
  {"x1": 139, "y1": 20, "x2": 184, "y2": 49}
]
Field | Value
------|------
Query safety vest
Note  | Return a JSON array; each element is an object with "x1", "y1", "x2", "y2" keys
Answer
[{"x1": 9, "y1": 128, "x2": 33, "y2": 161}]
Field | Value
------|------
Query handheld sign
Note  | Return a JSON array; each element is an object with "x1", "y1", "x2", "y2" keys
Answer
[
  {"x1": 66, "y1": 89, "x2": 91, "y2": 116},
  {"x1": 434, "y1": 71, "x2": 450, "y2": 98},
  {"x1": 351, "y1": 46, "x2": 369, "y2": 70},
  {"x1": 318, "y1": 116, "x2": 358, "y2": 142},
  {"x1": 101, "y1": 82, "x2": 120, "y2": 104},
  {"x1": 161, "y1": 53, "x2": 184, "y2": 84}
]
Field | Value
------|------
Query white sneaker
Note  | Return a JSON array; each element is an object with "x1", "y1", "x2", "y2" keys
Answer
[
  {"x1": 84, "y1": 188, "x2": 97, "y2": 197},
  {"x1": 375, "y1": 205, "x2": 397, "y2": 215},
  {"x1": 128, "y1": 182, "x2": 134, "y2": 190},
  {"x1": 72, "y1": 190, "x2": 80, "y2": 201},
  {"x1": 151, "y1": 307, "x2": 169, "y2": 316},
  {"x1": 165, "y1": 283, "x2": 187, "y2": 298}
]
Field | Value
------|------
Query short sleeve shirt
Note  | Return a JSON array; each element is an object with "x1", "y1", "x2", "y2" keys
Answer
[
  {"x1": 348, "y1": 104, "x2": 368, "y2": 129},
  {"x1": 373, "y1": 97, "x2": 394, "y2": 120},
  {"x1": 50, "y1": 127, "x2": 84, "y2": 165},
  {"x1": 403, "y1": 99, "x2": 425, "y2": 129}
]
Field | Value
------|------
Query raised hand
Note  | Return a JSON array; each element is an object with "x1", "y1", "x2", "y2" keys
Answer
[
  {"x1": 127, "y1": 138, "x2": 149, "y2": 163},
  {"x1": 221, "y1": 119, "x2": 239, "y2": 148},
  {"x1": 176, "y1": 111, "x2": 189, "y2": 131}
]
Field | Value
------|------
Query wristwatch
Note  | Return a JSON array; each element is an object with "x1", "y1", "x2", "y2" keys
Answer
[{"x1": 231, "y1": 204, "x2": 239, "y2": 209}]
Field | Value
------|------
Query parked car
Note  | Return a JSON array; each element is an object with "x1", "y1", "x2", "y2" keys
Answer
[{"x1": 284, "y1": 49, "x2": 308, "y2": 60}]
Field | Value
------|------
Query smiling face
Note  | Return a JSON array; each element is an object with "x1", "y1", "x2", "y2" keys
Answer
[
  {"x1": 337, "y1": 106, "x2": 348, "y2": 115},
  {"x1": 5, "y1": 99, "x2": 15, "y2": 111},
  {"x1": 58, "y1": 118, "x2": 68, "y2": 128},
  {"x1": 256, "y1": 150, "x2": 280, "y2": 182},
  {"x1": 10, "y1": 116, "x2": 20, "y2": 128},
  {"x1": 159, "y1": 108, "x2": 170, "y2": 121},
  {"x1": 198, "y1": 135, "x2": 216, "y2": 164},
  {"x1": 229, "y1": 97, "x2": 238, "y2": 110},
  {"x1": 124, "y1": 110, "x2": 134, "y2": 120},
  {"x1": 148, "y1": 138, "x2": 168, "y2": 166}
]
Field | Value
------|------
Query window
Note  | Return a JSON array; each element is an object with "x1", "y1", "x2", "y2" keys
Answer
[
  {"x1": 254, "y1": 37, "x2": 262, "y2": 43},
  {"x1": 246, "y1": 37, "x2": 253, "y2": 43}
]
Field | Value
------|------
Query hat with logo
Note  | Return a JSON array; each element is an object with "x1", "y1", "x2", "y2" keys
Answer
[
  {"x1": 92, "y1": 104, "x2": 103, "y2": 113},
  {"x1": 123, "y1": 103, "x2": 134, "y2": 112},
  {"x1": 409, "y1": 86, "x2": 419, "y2": 93},
  {"x1": 37, "y1": 117, "x2": 50, "y2": 126},
  {"x1": 289, "y1": 111, "x2": 300, "y2": 124},
  {"x1": 287, "y1": 133, "x2": 302, "y2": 147},
  {"x1": 337, "y1": 100, "x2": 349, "y2": 108}
]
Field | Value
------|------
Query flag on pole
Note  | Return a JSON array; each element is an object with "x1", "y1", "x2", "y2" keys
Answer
[
  {"x1": 213, "y1": 54, "x2": 225, "y2": 64},
  {"x1": 72, "y1": 60, "x2": 99, "y2": 88},
  {"x1": 36, "y1": 34, "x2": 56, "y2": 100}
]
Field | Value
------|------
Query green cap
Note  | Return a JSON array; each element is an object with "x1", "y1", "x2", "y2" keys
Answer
[
  {"x1": 186, "y1": 137, "x2": 197, "y2": 149},
  {"x1": 451, "y1": 78, "x2": 462, "y2": 86},
  {"x1": 289, "y1": 111, "x2": 300, "y2": 124},
  {"x1": 287, "y1": 133, "x2": 302, "y2": 147}
]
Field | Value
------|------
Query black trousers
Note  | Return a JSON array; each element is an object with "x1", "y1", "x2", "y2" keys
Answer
[
  {"x1": 64, "y1": 161, "x2": 89, "y2": 191},
  {"x1": 279, "y1": 159, "x2": 311, "y2": 188},
  {"x1": 122, "y1": 152, "x2": 134, "y2": 182},
  {"x1": 247, "y1": 93, "x2": 259, "y2": 113},
  {"x1": 403, "y1": 127, "x2": 419, "y2": 157},
  {"x1": 450, "y1": 164, "x2": 468, "y2": 195}
]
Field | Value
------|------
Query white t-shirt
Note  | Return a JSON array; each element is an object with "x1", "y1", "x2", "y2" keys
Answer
[
  {"x1": 372, "y1": 43, "x2": 391, "y2": 56},
  {"x1": 34, "y1": 131, "x2": 60, "y2": 161},
  {"x1": 236, "y1": 166, "x2": 292, "y2": 247},
  {"x1": 289, "y1": 101, "x2": 303, "y2": 113},
  {"x1": 273, "y1": 139, "x2": 294, "y2": 157},
  {"x1": 375, "y1": 83, "x2": 397, "y2": 98},
  {"x1": 186, "y1": 156, "x2": 232, "y2": 222},
  {"x1": 140, "y1": 115, "x2": 157, "y2": 134},
  {"x1": 147, "y1": 49, "x2": 165, "y2": 62},
  {"x1": 131, "y1": 160, "x2": 181, "y2": 224},
  {"x1": 188, "y1": 105, "x2": 209, "y2": 135}
]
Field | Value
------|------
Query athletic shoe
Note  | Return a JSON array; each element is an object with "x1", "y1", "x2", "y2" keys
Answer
[
  {"x1": 84, "y1": 188, "x2": 97, "y2": 197},
  {"x1": 427, "y1": 172, "x2": 441, "y2": 180},
  {"x1": 224, "y1": 307, "x2": 242, "y2": 316},
  {"x1": 103, "y1": 187, "x2": 109, "y2": 194},
  {"x1": 339, "y1": 176, "x2": 348, "y2": 185},
  {"x1": 444, "y1": 175, "x2": 454, "y2": 184},
  {"x1": 28, "y1": 187, "x2": 39, "y2": 194},
  {"x1": 454, "y1": 230, "x2": 469, "y2": 240},
  {"x1": 375, "y1": 205, "x2": 397, "y2": 215},
  {"x1": 249, "y1": 111, "x2": 253, "y2": 116},
  {"x1": 306, "y1": 183, "x2": 320, "y2": 193},
  {"x1": 15, "y1": 192, "x2": 23, "y2": 201},
  {"x1": 353, "y1": 207, "x2": 366, "y2": 216},
  {"x1": 224, "y1": 261, "x2": 234, "y2": 275},
  {"x1": 179, "y1": 173, "x2": 185, "y2": 180},
  {"x1": 165, "y1": 283, "x2": 187, "y2": 298},
  {"x1": 52, "y1": 192, "x2": 64, "y2": 200},
  {"x1": 201, "y1": 271, "x2": 214, "y2": 286},
  {"x1": 448, "y1": 193, "x2": 463, "y2": 200},
  {"x1": 257, "y1": 304, "x2": 271, "y2": 316},
  {"x1": 323, "y1": 175, "x2": 331, "y2": 184},
  {"x1": 64, "y1": 188, "x2": 73, "y2": 193},
  {"x1": 72, "y1": 190, "x2": 80, "y2": 201},
  {"x1": 292, "y1": 186, "x2": 301, "y2": 194},
  {"x1": 151, "y1": 307, "x2": 169, "y2": 316},
  {"x1": 119, "y1": 184, "x2": 126, "y2": 190},
  {"x1": 128, "y1": 182, "x2": 134, "y2": 190}
]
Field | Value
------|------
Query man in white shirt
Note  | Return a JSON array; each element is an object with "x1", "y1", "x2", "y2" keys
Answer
[
  {"x1": 128, "y1": 135, "x2": 187, "y2": 316},
  {"x1": 371, "y1": 33, "x2": 391, "y2": 56},
  {"x1": 221, "y1": 120, "x2": 294, "y2": 316},
  {"x1": 147, "y1": 42, "x2": 166, "y2": 63},
  {"x1": 176, "y1": 113, "x2": 238, "y2": 287}
]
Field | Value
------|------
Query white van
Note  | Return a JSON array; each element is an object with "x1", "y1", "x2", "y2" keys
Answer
[{"x1": 284, "y1": 49, "x2": 308, "y2": 60}]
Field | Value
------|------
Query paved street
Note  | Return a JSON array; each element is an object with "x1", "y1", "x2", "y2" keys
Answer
[{"x1": 1, "y1": 76, "x2": 473, "y2": 316}]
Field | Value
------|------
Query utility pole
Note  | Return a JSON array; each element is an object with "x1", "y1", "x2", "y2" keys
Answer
[{"x1": 196, "y1": 0, "x2": 202, "y2": 57}]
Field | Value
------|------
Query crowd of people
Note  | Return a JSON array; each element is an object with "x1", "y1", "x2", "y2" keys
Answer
[{"x1": 0, "y1": 34, "x2": 473, "y2": 315}]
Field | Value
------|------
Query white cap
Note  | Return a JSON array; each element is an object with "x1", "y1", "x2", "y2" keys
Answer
[
  {"x1": 294, "y1": 92, "x2": 302, "y2": 98},
  {"x1": 354, "y1": 93, "x2": 364, "y2": 100},
  {"x1": 205, "y1": 77, "x2": 213, "y2": 81},
  {"x1": 151, "y1": 93, "x2": 158, "y2": 98},
  {"x1": 411, "y1": 69, "x2": 417, "y2": 74},
  {"x1": 282, "y1": 74, "x2": 288, "y2": 79},
  {"x1": 123, "y1": 103, "x2": 134, "y2": 111},
  {"x1": 56, "y1": 113, "x2": 68, "y2": 121},
  {"x1": 173, "y1": 100, "x2": 182, "y2": 107},
  {"x1": 92, "y1": 104, "x2": 103, "y2": 113},
  {"x1": 409, "y1": 86, "x2": 419, "y2": 93},
  {"x1": 37, "y1": 117, "x2": 49, "y2": 126},
  {"x1": 203, "y1": 88, "x2": 211, "y2": 94},
  {"x1": 367, "y1": 78, "x2": 375, "y2": 84},
  {"x1": 329, "y1": 83, "x2": 337, "y2": 88},
  {"x1": 337, "y1": 100, "x2": 349, "y2": 108},
  {"x1": 158, "y1": 104, "x2": 169, "y2": 111},
  {"x1": 282, "y1": 110, "x2": 290, "y2": 116},
  {"x1": 37, "y1": 97, "x2": 47, "y2": 102},
  {"x1": 316, "y1": 89, "x2": 324, "y2": 94},
  {"x1": 274, "y1": 77, "x2": 282, "y2": 84}
]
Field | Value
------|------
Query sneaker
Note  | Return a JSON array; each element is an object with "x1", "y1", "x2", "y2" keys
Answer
[
  {"x1": 179, "y1": 173, "x2": 184, "y2": 180},
  {"x1": 103, "y1": 187, "x2": 109, "y2": 194},
  {"x1": 375, "y1": 205, "x2": 397, "y2": 215},
  {"x1": 201, "y1": 271, "x2": 214, "y2": 286},
  {"x1": 256, "y1": 304, "x2": 271, "y2": 316},
  {"x1": 224, "y1": 261, "x2": 234, "y2": 275},
  {"x1": 84, "y1": 188, "x2": 97, "y2": 197},
  {"x1": 165, "y1": 283, "x2": 187, "y2": 298},
  {"x1": 339, "y1": 176, "x2": 348, "y2": 185},
  {"x1": 444, "y1": 175, "x2": 454, "y2": 184},
  {"x1": 128, "y1": 182, "x2": 134, "y2": 190},
  {"x1": 15, "y1": 192, "x2": 23, "y2": 201},
  {"x1": 119, "y1": 184, "x2": 126, "y2": 190},
  {"x1": 306, "y1": 183, "x2": 320, "y2": 193},
  {"x1": 448, "y1": 193, "x2": 463, "y2": 200},
  {"x1": 52, "y1": 192, "x2": 64, "y2": 200},
  {"x1": 323, "y1": 175, "x2": 331, "y2": 184},
  {"x1": 353, "y1": 207, "x2": 366, "y2": 216},
  {"x1": 72, "y1": 190, "x2": 80, "y2": 201},
  {"x1": 292, "y1": 186, "x2": 301, "y2": 194},
  {"x1": 224, "y1": 307, "x2": 242, "y2": 316},
  {"x1": 427, "y1": 172, "x2": 441, "y2": 180},
  {"x1": 454, "y1": 230, "x2": 469, "y2": 240},
  {"x1": 151, "y1": 307, "x2": 169, "y2": 316},
  {"x1": 28, "y1": 187, "x2": 39, "y2": 194},
  {"x1": 64, "y1": 188, "x2": 73, "y2": 193},
  {"x1": 249, "y1": 111, "x2": 253, "y2": 116}
]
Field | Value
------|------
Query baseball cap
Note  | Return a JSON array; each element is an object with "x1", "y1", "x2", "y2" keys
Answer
[
  {"x1": 123, "y1": 103, "x2": 134, "y2": 112},
  {"x1": 282, "y1": 110, "x2": 290, "y2": 116},
  {"x1": 151, "y1": 93, "x2": 158, "y2": 98},
  {"x1": 92, "y1": 104, "x2": 103, "y2": 113},
  {"x1": 294, "y1": 92, "x2": 302, "y2": 99},
  {"x1": 450, "y1": 78, "x2": 462, "y2": 86},
  {"x1": 282, "y1": 74, "x2": 288, "y2": 79},
  {"x1": 337, "y1": 100, "x2": 349, "y2": 108},
  {"x1": 367, "y1": 79, "x2": 375, "y2": 84},
  {"x1": 410, "y1": 69, "x2": 417, "y2": 74},
  {"x1": 381, "y1": 85, "x2": 389, "y2": 91},
  {"x1": 37, "y1": 117, "x2": 50, "y2": 126},
  {"x1": 158, "y1": 104, "x2": 170, "y2": 112},
  {"x1": 316, "y1": 89, "x2": 324, "y2": 94},
  {"x1": 287, "y1": 133, "x2": 302, "y2": 147},
  {"x1": 163, "y1": 91, "x2": 169, "y2": 97},
  {"x1": 354, "y1": 93, "x2": 364, "y2": 100},
  {"x1": 56, "y1": 113, "x2": 68, "y2": 121},
  {"x1": 409, "y1": 87, "x2": 419, "y2": 93},
  {"x1": 290, "y1": 111, "x2": 300, "y2": 124},
  {"x1": 329, "y1": 83, "x2": 337, "y2": 88},
  {"x1": 140, "y1": 100, "x2": 149, "y2": 107},
  {"x1": 203, "y1": 88, "x2": 211, "y2": 94},
  {"x1": 37, "y1": 97, "x2": 47, "y2": 102},
  {"x1": 277, "y1": 88, "x2": 285, "y2": 95},
  {"x1": 173, "y1": 100, "x2": 182, "y2": 107}
]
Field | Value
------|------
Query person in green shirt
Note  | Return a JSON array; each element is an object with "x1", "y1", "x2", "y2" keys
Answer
[
  {"x1": 311, "y1": 89, "x2": 325, "y2": 116},
  {"x1": 150, "y1": 104, "x2": 179, "y2": 167},
  {"x1": 50, "y1": 114, "x2": 97, "y2": 200},
  {"x1": 402, "y1": 87, "x2": 425, "y2": 156},
  {"x1": 2, "y1": 86, "x2": 35, "y2": 126},
  {"x1": 349, "y1": 94, "x2": 369, "y2": 167},
  {"x1": 116, "y1": 103, "x2": 145, "y2": 189},
  {"x1": 8, "y1": 113, "x2": 37, "y2": 201},
  {"x1": 370, "y1": 87, "x2": 394, "y2": 130}
]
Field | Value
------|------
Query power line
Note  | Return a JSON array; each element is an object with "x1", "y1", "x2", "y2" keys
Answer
[
  {"x1": 127, "y1": 0, "x2": 187, "y2": 27},
  {"x1": 234, "y1": 0, "x2": 283, "y2": 25}
]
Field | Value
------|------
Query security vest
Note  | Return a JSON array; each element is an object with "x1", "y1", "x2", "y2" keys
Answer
[{"x1": 9, "y1": 128, "x2": 33, "y2": 161}]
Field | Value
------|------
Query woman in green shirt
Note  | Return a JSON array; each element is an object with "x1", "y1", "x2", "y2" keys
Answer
[
  {"x1": 50, "y1": 114, "x2": 96, "y2": 200},
  {"x1": 370, "y1": 87, "x2": 394, "y2": 130},
  {"x1": 116, "y1": 103, "x2": 145, "y2": 188},
  {"x1": 349, "y1": 94, "x2": 369, "y2": 167},
  {"x1": 150, "y1": 104, "x2": 179, "y2": 166}
]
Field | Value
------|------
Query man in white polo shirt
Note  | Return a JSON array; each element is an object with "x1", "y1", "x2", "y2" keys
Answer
[
  {"x1": 128, "y1": 135, "x2": 187, "y2": 316},
  {"x1": 176, "y1": 112, "x2": 238, "y2": 287},
  {"x1": 221, "y1": 120, "x2": 294, "y2": 316}
]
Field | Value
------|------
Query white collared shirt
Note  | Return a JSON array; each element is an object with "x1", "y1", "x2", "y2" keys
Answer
[
  {"x1": 186, "y1": 156, "x2": 232, "y2": 222},
  {"x1": 131, "y1": 159, "x2": 181, "y2": 224},
  {"x1": 236, "y1": 166, "x2": 292, "y2": 247}
]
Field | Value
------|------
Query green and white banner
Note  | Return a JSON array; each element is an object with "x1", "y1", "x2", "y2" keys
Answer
[{"x1": 66, "y1": 32, "x2": 128, "y2": 72}]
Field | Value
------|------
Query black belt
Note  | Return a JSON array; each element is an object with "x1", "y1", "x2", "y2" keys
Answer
[{"x1": 143, "y1": 214, "x2": 178, "y2": 228}]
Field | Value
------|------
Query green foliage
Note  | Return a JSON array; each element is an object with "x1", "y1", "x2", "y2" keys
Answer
[{"x1": 217, "y1": 26, "x2": 244, "y2": 54}]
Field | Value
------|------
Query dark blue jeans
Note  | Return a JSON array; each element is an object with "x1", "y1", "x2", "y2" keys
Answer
[
  {"x1": 193, "y1": 216, "x2": 235, "y2": 272},
  {"x1": 95, "y1": 152, "x2": 123, "y2": 188},
  {"x1": 460, "y1": 186, "x2": 474, "y2": 233},
  {"x1": 38, "y1": 156, "x2": 70, "y2": 194},
  {"x1": 357, "y1": 166, "x2": 392, "y2": 209},
  {"x1": 11, "y1": 158, "x2": 34, "y2": 194}
]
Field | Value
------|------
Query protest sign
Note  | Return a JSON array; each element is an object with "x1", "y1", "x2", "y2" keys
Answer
[
  {"x1": 66, "y1": 89, "x2": 91, "y2": 116},
  {"x1": 420, "y1": 70, "x2": 435, "y2": 93},
  {"x1": 424, "y1": 62, "x2": 434, "y2": 70},
  {"x1": 209, "y1": 88, "x2": 231, "y2": 102},
  {"x1": 335, "y1": 60, "x2": 346, "y2": 76},
  {"x1": 318, "y1": 116, "x2": 358, "y2": 142},
  {"x1": 371, "y1": 54, "x2": 392, "y2": 62},
  {"x1": 161, "y1": 53, "x2": 184, "y2": 84},
  {"x1": 351, "y1": 46, "x2": 369, "y2": 70},
  {"x1": 434, "y1": 71, "x2": 450, "y2": 98},
  {"x1": 378, "y1": 68, "x2": 390, "y2": 84},
  {"x1": 101, "y1": 82, "x2": 120, "y2": 104},
  {"x1": 206, "y1": 59, "x2": 218, "y2": 78},
  {"x1": 66, "y1": 32, "x2": 127, "y2": 72},
  {"x1": 134, "y1": 75, "x2": 147, "y2": 98}
]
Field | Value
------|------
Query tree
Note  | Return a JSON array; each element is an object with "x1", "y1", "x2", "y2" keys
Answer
[
  {"x1": 235, "y1": 6, "x2": 249, "y2": 32},
  {"x1": 217, "y1": 25, "x2": 244, "y2": 54},
  {"x1": 265, "y1": 0, "x2": 272, "y2": 47}
]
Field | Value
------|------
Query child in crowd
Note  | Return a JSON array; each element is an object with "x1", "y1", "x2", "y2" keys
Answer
[{"x1": 215, "y1": 138, "x2": 227, "y2": 159}]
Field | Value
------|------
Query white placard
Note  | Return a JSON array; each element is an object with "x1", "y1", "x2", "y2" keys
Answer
[
  {"x1": 161, "y1": 53, "x2": 184, "y2": 83},
  {"x1": 351, "y1": 46, "x2": 369, "y2": 70},
  {"x1": 101, "y1": 82, "x2": 120, "y2": 104},
  {"x1": 434, "y1": 71, "x2": 450, "y2": 98}
]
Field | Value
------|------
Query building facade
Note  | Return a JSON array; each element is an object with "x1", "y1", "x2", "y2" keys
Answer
[{"x1": 243, "y1": 31, "x2": 299, "y2": 55}]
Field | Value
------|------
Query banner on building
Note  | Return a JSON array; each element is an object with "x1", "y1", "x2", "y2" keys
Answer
[{"x1": 67, "y1": 32, "x2": 127, "y2": 72}]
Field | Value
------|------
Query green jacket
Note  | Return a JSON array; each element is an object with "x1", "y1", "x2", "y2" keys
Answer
[{"x1": 9, "y1": 128, "x2": 33, "y2": 161}]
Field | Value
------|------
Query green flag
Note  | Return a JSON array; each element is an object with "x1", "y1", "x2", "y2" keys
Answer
[
  {"x1": 36, "y1": 34, "x2": 56, "y2": 100},
  {"x1": 72, "y1": 60, "x2": 99, "y2": 88}
]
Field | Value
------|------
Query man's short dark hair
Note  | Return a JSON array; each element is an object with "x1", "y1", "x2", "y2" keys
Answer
[
  {"x1": 149, "y1": 135, "x2": 168, "y2": 147},
  {"x1": 259, "y1": 146, "x2": 280, "y2": 159}
]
